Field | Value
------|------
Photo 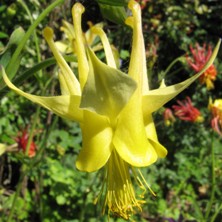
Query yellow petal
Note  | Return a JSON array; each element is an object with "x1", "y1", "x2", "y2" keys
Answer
[
  {"x1": 54, "y1": 40, "x2": 70, "y2": 53},
  {"x1": 113, "y1": 93, "x2": 158, "y2": 167},
  {"x1": 76, "y1": 111, "x2": 113, "y2": 172},
  {"x1": 149, "y1": 139, "x2": 167, "y2": 158},
  {"x1": 58, "y1": 71, "x2": 71, "y2": 95},
  {"x1": 143, "y1": 114, "x2": 158, "y2": 140},
  {"x1": 43, "y1": 27, "x2": 81, "y2": 96},
  {"x1": 61, "y1": 20, "x2": 76, "y2": 41},
  {"x1": 143, "y1": 39, "x2": 221, "y2": 115},
  {"x1": 1, "y1": 67, "x2": 83, "y2": 122},
  {"x1": 85, "y1": 22, "x2": 103, "y2": 47},
  {"x1": 72, "y1": 3, "x2": 89, "y2": 88},
  {"x1": 143, "y1": 114, "x2": 168, "y2": 159},
  {"x1": 126, "y1": 0, "x2": 149, "y2": 93},
  {"x1": 112, "y1": 1, "x2": 158, "y2": 167},
  {"x1": 80, "y1": 48, "x2": 137, "y2": 121},
  {"x1": 91, "y1": 26, "x2": 116, "y2": 68}
]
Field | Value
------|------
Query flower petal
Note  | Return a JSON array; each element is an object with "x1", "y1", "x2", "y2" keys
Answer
[
  {"x1": 149, "y1": 139, "x2": 167, "y2": 158},
  {"x1": 76, "y1": 111, "x2": 113, "y2": 172},
  {"x1": 112, "y1": 1, "x2": 160, "y2": 167},
  {"x1": 126, "y1": 0, "x2": 149, "y2": 93},
  {"x1": 113, "y1": 93, "x2": 158, "y2": 167},
  {"x1": 144, "y1": 114, "x2": 167, "y2": 158},
  {"x1": 143, "y1": 39, "x2": 221, "y2": 115},
  {"x1": 80, "y1": 48, "x2": 137, "y2": 121},
  {"x1": 85, "y1": 22, "x2": 104, "y2": 51},
  {"x1": 43, "y1": 27, "x2": 81, "y2": 96},
  {"x1": 1, "y1": 66, "x2": 83, "y2": 122},
  {"x1": 91, "y1": 26, "x2": 116, "y2": 68},
  {"x1": 72, "y1": 3, "x2": 89, "y2": 88}
]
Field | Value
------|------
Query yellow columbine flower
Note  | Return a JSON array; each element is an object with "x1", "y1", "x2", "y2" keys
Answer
[{"x1": 1, "y1": 0, "x2": 220, "y2": 219}]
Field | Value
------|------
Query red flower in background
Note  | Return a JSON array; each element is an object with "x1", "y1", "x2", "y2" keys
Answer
[
  {"x1": 163, "y1": 108, "x2": 175, "y2": 126},
  {"x1": 15, "y1": 130, "x2": 36, "y2": 157},
  {"x1": 135, "y1": 0, "x2": 149, "y2": 9},
  {"x1": 187, "y1": 43, "x2": 217, "y2": 90},
  {"x1": 172, "y1": 97, "x2": 203, "y2": 123}
]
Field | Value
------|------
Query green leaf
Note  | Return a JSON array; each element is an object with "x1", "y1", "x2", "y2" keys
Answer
[
  {"x1": 13, "y1": 55, "x2": 76, "y2": 87},
  {"x1": 96, "y1": 0, "x2": 128, "y2": 6},
  {"x1": 0, "y1": 32, "x2": 9, "y2": 39},
  {"x1": 0, "y1": 27, "x2": 25, "y2": 63},
  {"x1": 98, "y1": 4, "x2": 127, "y2": 25},
  {"x1": 5, "y1": 0, "x2": 65, "y2": 81},
  {"x1": 0, "y1": 27, "x2": 25, "y2": 89},
  {"x1": 0, "y1": 5, "x2": 7, "y2": 13},
  {"x1": 0, "y1": 55, "x2": 76, "y2": 95}
]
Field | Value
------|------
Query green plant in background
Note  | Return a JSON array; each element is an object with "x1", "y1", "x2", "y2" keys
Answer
[{"x1": 0, "y1": 0, "x2": 222, "y2": 221}]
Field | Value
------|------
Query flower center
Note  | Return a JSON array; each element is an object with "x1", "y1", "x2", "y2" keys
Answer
[{"x1": 98, "y1": 150, "x2": 150, "y2": 219}]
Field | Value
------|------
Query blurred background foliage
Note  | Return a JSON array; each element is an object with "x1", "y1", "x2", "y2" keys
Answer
[{"x1": 0, "y1": 0, "x2": 222, "y2": 221}]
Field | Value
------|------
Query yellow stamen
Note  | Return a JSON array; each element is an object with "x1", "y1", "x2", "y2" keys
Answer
[{"x1": 99, "y1": 150, "x2": 147, "y2": 220}]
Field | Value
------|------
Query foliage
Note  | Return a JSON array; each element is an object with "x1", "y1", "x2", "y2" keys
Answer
[{"x1": 0, "y1": 0, "x2": 222, "y2": 221}]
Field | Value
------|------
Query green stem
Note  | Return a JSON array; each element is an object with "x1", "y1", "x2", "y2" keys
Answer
[
  {"x1": 25, "y1": 106, "x2": 41, "y2": 156},
  {"x1": 6, "y1": 166, "x2": 26, "y2": 222},
  {"x1": 16, "y1": 0, "x2": 43, "y2": 157},
  {"x1": 162, "y1": 56, "x2": 185, "y2": 78},
  {"x1": 189, "y1": 185, "x2": 204, "y2": 221},
  {"x1": 36, "y1": 115, "x2": 59, "y2": 221},
  {"x1": 6, "y1": 0, "x2": 64, "y2": 79},
  {"x1": 210, "y1": 204, "x2": 222, "y2": 222},
  {"x1": 17, "y1": 0, "x2": 43, "y2": 79},
  {"x1": 15, "y1": 55, "x2": 76, "y2": 84},
  {"x1": 205, "y1": 133, "x2": 216, "y2": 220}
]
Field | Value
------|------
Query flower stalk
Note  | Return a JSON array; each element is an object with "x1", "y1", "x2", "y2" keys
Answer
[{"x1": 205, "y1": 132, "x2": 216, "y2": 220}]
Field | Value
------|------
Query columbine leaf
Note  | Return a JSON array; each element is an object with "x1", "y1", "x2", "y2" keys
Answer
[
  {"x1": 96, "y1": 0, "x2": 128, "y2": 6},
  {"x1": 0, "y1": 31, "x2": 8, "y2": 39},
  {"x1": 0, "y1": 27, "x2": 25, "y2": 89},
  {"x1": 98, "y1": 4, "x2": 127, "y2": 25},
  {"x1": 0, "y1": 27, "x2": 25, "y2": 57}
]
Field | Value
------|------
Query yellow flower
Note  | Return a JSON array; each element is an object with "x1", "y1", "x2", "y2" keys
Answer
[{"x1": 1, "y1": 0, "x2": 220, "y2": 219}]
